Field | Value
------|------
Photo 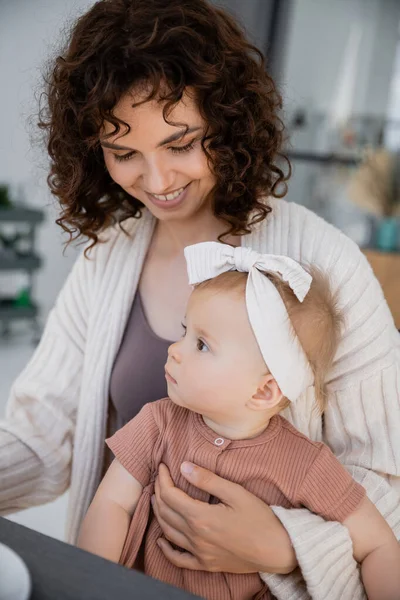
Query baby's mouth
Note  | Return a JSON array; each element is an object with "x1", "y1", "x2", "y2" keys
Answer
[{"x1": 165, "y1": 368, "x2": 177, "y2": 385}]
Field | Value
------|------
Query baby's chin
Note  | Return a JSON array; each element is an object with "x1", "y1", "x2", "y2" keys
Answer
[
  {"x1": 167, "y1": 388, "x2": 186, "y2": 408},
  {"x1": 167, "y1": 390, "x2": 200, "y2": 413}
]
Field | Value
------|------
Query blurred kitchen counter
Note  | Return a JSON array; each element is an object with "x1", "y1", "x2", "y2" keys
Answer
[{"x1": 363, "y1": 249, "x2": 400, "y2": 328}]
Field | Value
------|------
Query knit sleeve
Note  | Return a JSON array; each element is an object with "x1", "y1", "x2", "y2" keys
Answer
[
  {"x1": 106, "y1": 403, "x2": 160, "y2": 488},
  {"x1": 260, "y1": 203, "x2": 400, "y2": 600},
  {"x1": 0, "y1": 248, "x2": 92, "y2": 514}
]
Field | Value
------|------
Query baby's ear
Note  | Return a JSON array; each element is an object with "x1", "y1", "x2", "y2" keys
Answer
[{"x1": 247, "y1": 374, "x2": 283, "y2": 411}]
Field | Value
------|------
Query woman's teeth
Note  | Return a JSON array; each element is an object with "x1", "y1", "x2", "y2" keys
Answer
[{"x1": 151, "y1": 186, "x2": 186, "y2": 201}]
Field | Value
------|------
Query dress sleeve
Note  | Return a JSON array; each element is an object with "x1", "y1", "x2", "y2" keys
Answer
[
  {"x1": 261, "y1": 208, "x2": 400, "y2": 600},
  {"x1": 294, "y1": 444, "x2": 365, "y2": 522},
  {"x1": 106, "y1": 403, "x2": 160, "y2": 487}
]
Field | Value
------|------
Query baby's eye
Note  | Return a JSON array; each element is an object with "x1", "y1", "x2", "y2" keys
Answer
[
  {"x1": 197, "y1": 339, "x2": 209, "y2": 352},
  {"x1": 181, "y1": 323, "x2": 187, "y2": 337}
]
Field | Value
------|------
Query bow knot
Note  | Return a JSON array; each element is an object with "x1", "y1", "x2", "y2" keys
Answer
[
  {"x1": 184, "y1": 242, "x2": 314, "y2": 402},
  {"x1": 229, "y1": 246, "x2": 260, "y2": 273}
]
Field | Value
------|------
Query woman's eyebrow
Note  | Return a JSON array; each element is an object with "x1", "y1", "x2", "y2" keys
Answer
[
  {"x1": 157, "y1": 126, "x2": 202, "y2": 147},
  {"x1": 100, "y1": 126, "x2": 202, "y2": 151},
  {"x1": 100, "y1": 140, "x2": 133, "y2": 151}
]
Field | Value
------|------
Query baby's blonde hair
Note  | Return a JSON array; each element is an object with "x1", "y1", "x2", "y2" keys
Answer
[{"x1": 194, "y1": 266, "x2": 342, "y2": 413}]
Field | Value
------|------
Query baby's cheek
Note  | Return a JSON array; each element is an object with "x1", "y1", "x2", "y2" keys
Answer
[{"x1": 195, "y1": 379, "x2": 219, "y2": 402}]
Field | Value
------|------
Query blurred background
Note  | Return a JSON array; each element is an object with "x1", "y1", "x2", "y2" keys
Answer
[{"x1": 1, "y1": 0, "x2": 399, "y2": 540}]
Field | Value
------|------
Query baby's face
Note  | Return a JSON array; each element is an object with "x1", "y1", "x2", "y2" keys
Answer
[{"x1": 165, "y1": 286, "x2": 267, "y2": 425}]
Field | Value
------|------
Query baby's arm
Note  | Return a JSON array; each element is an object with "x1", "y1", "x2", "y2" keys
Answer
[
  {"x1": 77, "y1": 459, "x2": 143, "y2": 563},
  {"x1": 343, "y1": 495, "x2": 400, "y2": 600}
]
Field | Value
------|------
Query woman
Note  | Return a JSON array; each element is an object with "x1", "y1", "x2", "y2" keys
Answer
[{"x1": 1, "y1": 1, "x2": 399, "y2": 598}]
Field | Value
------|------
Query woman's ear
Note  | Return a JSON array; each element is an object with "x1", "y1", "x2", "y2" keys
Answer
[{"x1": 247, "y1": 374, "x2": 284, "y2": 411}]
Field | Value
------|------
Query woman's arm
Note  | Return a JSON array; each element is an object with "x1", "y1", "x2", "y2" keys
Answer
[
  {"x1": 77, "y1": 459, "x2": 142, "y2": 562},
  {"x1": 266, "y1": 233, "x2": 400, "y2": 599},
  {"x1": 343, "y1": 496, "x2": 400, "y2": 600},
  {"x1": 0, "y1": 249, "x2": 93, "y2": 514}
]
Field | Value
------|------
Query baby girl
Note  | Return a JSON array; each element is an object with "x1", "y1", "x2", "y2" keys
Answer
[{"x1": 78, "y1": 242, "x2": 400, "y2": 600}]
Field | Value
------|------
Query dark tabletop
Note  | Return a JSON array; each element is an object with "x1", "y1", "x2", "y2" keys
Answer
[{"x1": 0, "y1": 517, "x2": 200, "y2": 600}]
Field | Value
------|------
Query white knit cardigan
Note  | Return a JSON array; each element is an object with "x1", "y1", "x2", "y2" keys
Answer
[{"x1": 1, "y1": 199, "x2": 399, "y2": 600}]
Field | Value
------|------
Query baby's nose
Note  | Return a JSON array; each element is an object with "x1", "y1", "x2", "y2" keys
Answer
[{"x1": 168, "y1": 341, "x2": 182, "y2": 363}]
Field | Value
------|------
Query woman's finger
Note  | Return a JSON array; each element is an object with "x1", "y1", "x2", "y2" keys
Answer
[
  {"x1": 156, "y1": 521, "x2": 194, "y2": 554},
  {"x1": 152, "y1": 495, "x2": 194, "y2": 553},
  {"x1": 179, "y1": 462, "x2": 244, "y2": 507},
  {"x1": 154, "y1": 473, "x2": 189, "y2": 531},
  {"x1": 156, "y1": 463, "x2": 207, "y2": 520},
  {"x1": 157, "y1": 538, "x2": 204, "y2": 571}
]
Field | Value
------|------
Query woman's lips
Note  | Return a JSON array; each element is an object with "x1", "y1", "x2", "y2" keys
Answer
[{"x1": 146, "y1": 182, "x2": 191, "y2": 210}]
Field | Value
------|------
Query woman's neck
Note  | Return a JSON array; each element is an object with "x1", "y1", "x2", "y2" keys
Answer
[{"x1": 153, "y1": 209, "x2": 240, "y2": 256}]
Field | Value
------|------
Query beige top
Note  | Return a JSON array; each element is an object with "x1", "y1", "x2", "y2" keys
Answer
[{"x1": 107, "y1": 399, "x2": 365, "y2": 600}]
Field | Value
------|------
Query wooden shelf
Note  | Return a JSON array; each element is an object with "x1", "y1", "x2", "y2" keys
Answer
[
  {"x1": 0, "y1": 207, "x2": 45, "y2": 223},
  {"x1": 0, "y1": 208, "x2": 44, "y2": 338},
  {"x1": 363, "y1": 249, "x2": 400, "y2": 328},
  {"x1": 0, "y1": 254, "x2": 42, "y2": 271},
  {"x1": 0, "y1": 301, "x2": 38, "y2": 321}
]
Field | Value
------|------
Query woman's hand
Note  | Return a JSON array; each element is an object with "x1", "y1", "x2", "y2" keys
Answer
[{"x1": 152, "y1": 462, "x2": 297, "y2": 575}]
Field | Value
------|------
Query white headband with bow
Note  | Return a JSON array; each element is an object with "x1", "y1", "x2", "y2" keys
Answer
[{"x1": 184, "y1": 242, "x2": 314, "y2": 401}]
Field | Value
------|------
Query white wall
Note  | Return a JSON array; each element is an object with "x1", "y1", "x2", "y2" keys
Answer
[
  {"x1": 386, "y1": 41, "x2": 400, "y2": 149},
  {"x1": 0, "y1": 0, "x2": 93, "y2": 317},
  {"x1": 213, "y1": 0, "x2": 275, "y2": 51},
  {"x1": 281, "y1": 0, "x2": 400, "y2": 225},
  {"x1": 282, "y1": 0, "x2": 400, "y2": 119}
]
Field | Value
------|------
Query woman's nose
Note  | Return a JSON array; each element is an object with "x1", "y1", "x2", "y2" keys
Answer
[
  {"x1": 168, "y1": 341, "x2": 182, "y2": 363},
  {"x1": 142, "y1": 156, "x2": 174, "y2": 194}
]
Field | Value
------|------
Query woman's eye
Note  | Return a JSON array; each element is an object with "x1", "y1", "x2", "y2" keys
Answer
[
  {"x1": 197, "y1": 339, "x2": 209, "y2": 352},
  {"x1": 114, "y1": 152, "x2": 136, "y2": 162},
  {"x1": 112, "y1": 139, "x2": 197, "y2": 161},
  {"x1": 170, "y1": 140, "x2": 196, "y2": 155}
]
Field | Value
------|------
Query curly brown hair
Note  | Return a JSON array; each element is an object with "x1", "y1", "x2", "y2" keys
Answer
[{"x1": 39, "y1": 0, "x2": 290, "y2": 247}]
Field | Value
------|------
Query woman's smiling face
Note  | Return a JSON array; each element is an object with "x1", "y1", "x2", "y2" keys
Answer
[{"x1": 101, "y1": 87, "x2": 217, "y2": 223}]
